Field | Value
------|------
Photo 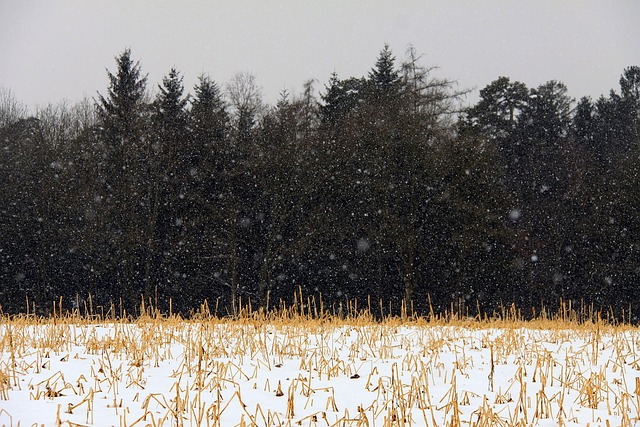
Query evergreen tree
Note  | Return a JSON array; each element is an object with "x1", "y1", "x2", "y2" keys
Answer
[
  {"x1": 249, "y1": 88, "x2": 321, "y2": 308},
  {"x1": 96, "y1": 49, "x2": 148, "y2": 156},
  {"x1": 319, "y1": 72, "x2": 366, "y2": 128},
  {"x1": 192, "y1": 74, "x2": 227, "y2": 146},
  {"x1": 94, "y1": 48, "x2": 149, "y2": 310},
  {"x1": 367, "y1": 44, "x2": 401, "y2": 99},
  {"x1": 188, "y1": 75, "x2": 251, "y2": 311},
  {"x1": 591, "y1": 91, "x2": 633, "y2": 160},
  {"x1": 146, "y1": 68, "x2": 190, "y2": 306},
  {"x1": 619, "y1": 66, "x2": 640, "y2": 146},
  {"x1": 573, "y1": 96, "x2": 595, "y2": 148},
  {"x1": 156, "y1": 69, "x2": 189, "y2": 130},
  {"x1": 461, "y1": 76, "x2": 528, "y2": 140},
  {"x1": 153, "y1": 68, "x2": 189, "y2": 177},
  {"x1": 517, "y1": 80, "x2": 573, "y2": 144},
  {"x1": 620, "y1": 66, "x2": 640, "y2": 104},
  {"x1": 190, "y1": 73, "x2": 229, "y2": 188}
]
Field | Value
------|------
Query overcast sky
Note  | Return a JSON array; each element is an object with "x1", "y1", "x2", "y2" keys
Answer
[{"x1": 1, "y1": 1, "x2": 638, "y2": 110}]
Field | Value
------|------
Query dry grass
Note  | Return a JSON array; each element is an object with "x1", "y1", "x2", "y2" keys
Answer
[{"x1": 0, "y1": 298, "x2": 639, "y2": 426}]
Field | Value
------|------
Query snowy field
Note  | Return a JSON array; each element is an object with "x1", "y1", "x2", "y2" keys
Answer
[{"x1": 1, "y1": 318, "x2": 639, "y2": 426}]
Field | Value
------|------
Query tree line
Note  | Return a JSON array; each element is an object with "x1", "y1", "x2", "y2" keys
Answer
[{"x1": 1, "y1": 46, "x2": 639, "y2": 319}]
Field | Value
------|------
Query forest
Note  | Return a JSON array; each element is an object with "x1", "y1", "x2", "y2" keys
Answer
[{"x1": 1, "y1": 46, "x2": 639, "y2": 319}]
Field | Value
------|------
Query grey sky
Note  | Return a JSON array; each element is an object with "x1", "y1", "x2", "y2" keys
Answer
[{"x1": 1, "y1": 1, "x2": 638, "y2": 109}]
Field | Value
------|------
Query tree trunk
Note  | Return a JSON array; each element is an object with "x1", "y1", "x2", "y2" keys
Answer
[
  {"x1": 401, "y1": 234, "x2": 418, "y2": 316},
  {"x1": 258, "y1": 259, "x2": 271, "y2": 311},
  {"x1": 230, "y1": 242, "x2": 239, "y2": 315},
  {"x1": 403, "y1": 260, "x2": 416, "y2": 315}
]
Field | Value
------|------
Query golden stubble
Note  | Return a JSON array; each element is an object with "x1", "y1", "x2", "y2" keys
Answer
[{"x1": 0, "y1": 300, "x2": 639, "y2": 427}]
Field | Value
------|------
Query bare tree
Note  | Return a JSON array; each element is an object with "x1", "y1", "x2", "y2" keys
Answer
[
  {"x1": 226, "y1": 72, "x2": 265, "y2": 143},
  {"x1": 0, "y1": 87, "x2": 28, "y2": 128},
  {"x1": 226, "y1": 72, "x2": 263, "y2": 115}
]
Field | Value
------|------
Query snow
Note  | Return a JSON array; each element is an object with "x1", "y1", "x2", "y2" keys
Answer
[{"x1": 1, "y1": 320, "x2": 639, "y2": 426}]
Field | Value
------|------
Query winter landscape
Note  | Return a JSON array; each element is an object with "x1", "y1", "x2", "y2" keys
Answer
[
  {"x1": 1, "y1": 308, "x2": 639, "y2": 427},
  {"x1": 2, "y1": 4, "x2": 640, "y2": 426}
]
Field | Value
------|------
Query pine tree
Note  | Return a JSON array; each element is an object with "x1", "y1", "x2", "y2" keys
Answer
[
  {"x1": 153, "y1": 68, "x2": 189, "y2": 176},
  {"x1": 192, "y1": 74, "x2": 227, "y2": 145},
  {"x1": 367, "y1": 44, "x2": 401, "y2": 99},
  {"x1": 94, "y1": 48, "x2": 149, "y2": 310},
  {"x1": 248, "y1": 84, "x2": 322, "y2": 308},
  {"x1": 95, "y1": 48, "x2": 149, "y2": 204},
  {"x1": 517, "y1": 80, "x2": 573, "y2": 144},
  {"x1": 619, "y1": 66, "x2": 640, "y2": 146},
  {"x1": 320, "y1": 72, "x2": 365, "y2": 129},
  {"x1": 620, "y1": 66, "x2": 640, "y2": 104},
  {"x1": 460, "y1": 76, "x2": 528, "y2": 140},
  {"x1": 145, "y1": 68, "x2": 190, "y2": 305},
  {"x1": 156, "y1": 69, "x2": 189, "y2": 129},
  {"x1": 573, "y1": 97, "x2": 595, "y2": 145},
  {"x1": 184, "y1": 75, "x2": 239, "y2": 310},
  {"x1": 96, "y1": 49, "x2": 148, "y2": 156}
]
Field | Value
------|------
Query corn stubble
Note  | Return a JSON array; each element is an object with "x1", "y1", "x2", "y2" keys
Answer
[{"x1": 0, "y1": 300, "x2": 639, "y2": 427}]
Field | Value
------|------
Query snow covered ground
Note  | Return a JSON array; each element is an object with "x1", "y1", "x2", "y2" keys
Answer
[{"x1": 1, "y1": 318, "x2": 639, "y2": 426}]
